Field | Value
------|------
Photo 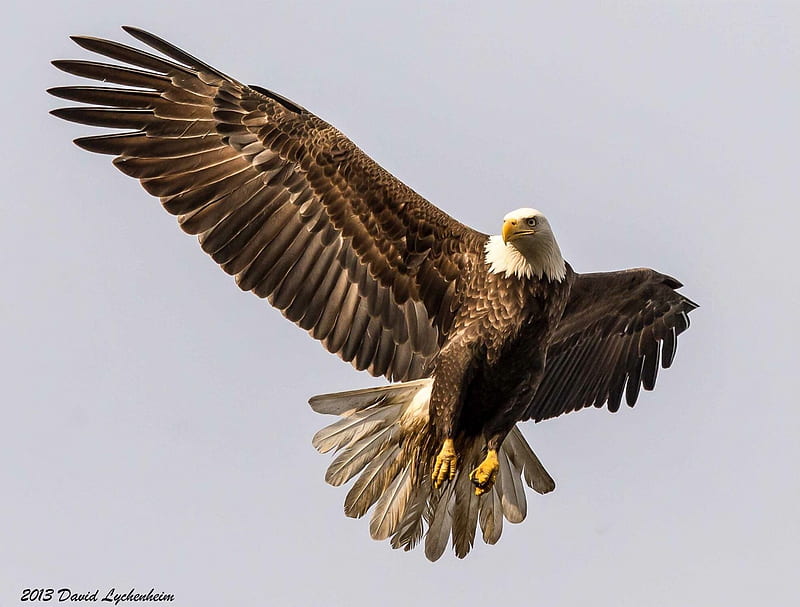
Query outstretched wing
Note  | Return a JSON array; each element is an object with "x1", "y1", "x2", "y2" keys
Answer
[
  {"x1": 50, "y1": 26, "x2": 486, "y2": 382},
  {"x1": 523, "y1": 269, "x2": 697, "y2": 422}
]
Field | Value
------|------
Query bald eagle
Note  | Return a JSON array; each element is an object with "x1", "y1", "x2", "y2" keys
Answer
[{"x1": 50, "y1": 27, "x2": 697, "y2": 561}]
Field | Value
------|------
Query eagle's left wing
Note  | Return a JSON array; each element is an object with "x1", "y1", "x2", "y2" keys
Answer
[{"x1": 521, "y1": 269, "x2": 698, "y2": 422}]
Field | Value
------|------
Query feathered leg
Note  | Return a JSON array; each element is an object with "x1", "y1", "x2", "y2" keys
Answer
[
  {"x1": 471, "y1": 356, "x2": 547, "y2": 495},
  {"x1": 428, "y1": 340, "x2": 475, "y2": 488}
]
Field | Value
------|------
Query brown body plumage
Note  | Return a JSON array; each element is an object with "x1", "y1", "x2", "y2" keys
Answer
[
  {"x1": 427, "y1": 258, "x2": 574, "y2": 453},
  {"x1": 50, "y1": 27, "x2": 697, "y2": 561}
]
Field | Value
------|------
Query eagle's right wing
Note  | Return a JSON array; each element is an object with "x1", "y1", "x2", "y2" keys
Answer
[{"x1": 50, "y1": 27, "x2": 486, "y2": 381}]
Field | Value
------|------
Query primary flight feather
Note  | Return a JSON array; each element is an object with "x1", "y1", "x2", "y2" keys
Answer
[{"x1": 50, "y1": 26, "x2": 697, "y2": 561}]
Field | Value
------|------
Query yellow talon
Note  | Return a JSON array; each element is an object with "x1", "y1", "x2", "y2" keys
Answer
[
  {"x1": 432, "y1": 438, "x2": 458, "y2": 488},
  {"x1": 470, "y1": 449, "x2": 499, "y2": 496}
]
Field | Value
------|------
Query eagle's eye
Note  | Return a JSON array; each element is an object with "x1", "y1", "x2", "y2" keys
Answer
[{"x1": 526, "y1": 217, "x2": 538, "y2": 228}]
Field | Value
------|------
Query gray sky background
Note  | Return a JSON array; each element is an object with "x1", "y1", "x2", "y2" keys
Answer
[{"x1": 3, "y1": 2, "x2": 798, "y2": 605}]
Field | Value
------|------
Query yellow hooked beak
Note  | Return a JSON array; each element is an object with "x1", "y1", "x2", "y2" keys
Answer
[
  {"x1": 502, "y1": 220, "x2": 517, "y2": 244},
  {"x1": 503, "y1": 219, "x2": 534, "y2": 244}
]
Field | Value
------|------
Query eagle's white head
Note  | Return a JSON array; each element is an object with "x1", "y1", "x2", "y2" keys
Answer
[{"x1": 484, "y1": 208, "x2": 567, "y2": 282}]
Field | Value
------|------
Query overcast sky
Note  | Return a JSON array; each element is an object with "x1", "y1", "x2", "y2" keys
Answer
[{"x1": 3, "y1": 2, "x2": 798, "y2": 605}]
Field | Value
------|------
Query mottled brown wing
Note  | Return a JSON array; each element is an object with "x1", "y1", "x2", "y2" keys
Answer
[
  {"x1": 522, "y1": 269, "x2": 698, "y2": 421},
  {"x1": 49, "y1": 27, "x2": 486, "y2": 381}
]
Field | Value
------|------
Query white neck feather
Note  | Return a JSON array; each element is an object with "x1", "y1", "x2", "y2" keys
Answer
[{"x1": 484, "y1": 235, "x2": 567, "y2": 282}]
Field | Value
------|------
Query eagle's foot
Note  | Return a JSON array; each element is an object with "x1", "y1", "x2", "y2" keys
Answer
[
  {"x1": 470, "y1": 449, "x2": 499, "y2": 496},
  {"x1": 432, "y1": 438, "x2": 458, "y2": 488}
]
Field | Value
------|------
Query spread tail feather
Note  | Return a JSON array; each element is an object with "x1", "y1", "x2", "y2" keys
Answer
[{"x1": 310, "y1": 379, "x2": 555, "y2": 561}]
